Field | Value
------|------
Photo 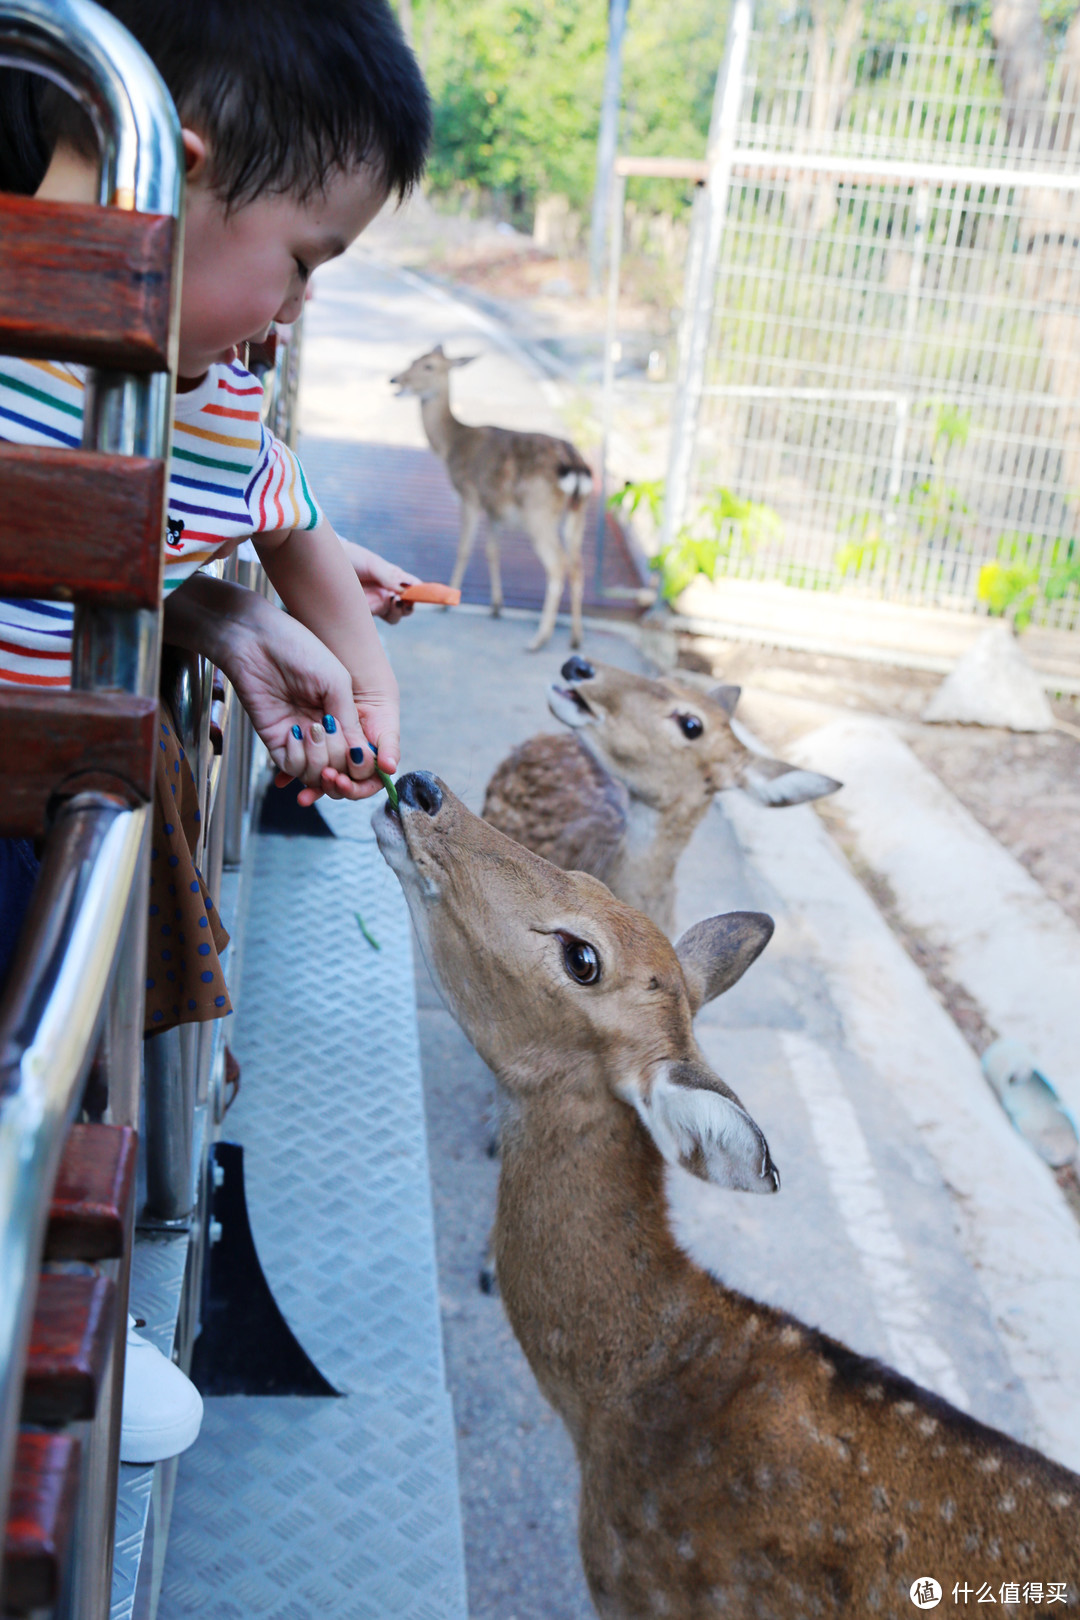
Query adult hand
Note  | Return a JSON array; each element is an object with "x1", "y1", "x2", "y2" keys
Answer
[{"x1": 163, "y1": 575, "x2": 385, "y2": 806}]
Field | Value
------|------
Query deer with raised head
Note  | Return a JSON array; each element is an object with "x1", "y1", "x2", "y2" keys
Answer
[
  {"x1": 377, "y1": 772, "x2": 1080, "y2": 1620},
  {"x1": 390, "y1": 346, "x2": 593, "y2": 651},
  {"x1": 483, "y1": 655, "x2": 841, "y2": 935}
]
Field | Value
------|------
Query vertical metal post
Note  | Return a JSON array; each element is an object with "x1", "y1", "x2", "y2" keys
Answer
[
  {"x1": 888, "y1": 182, "x2": 929, "y2": 501},
  {"x1": 587, "y1": 0, "x2": 630, "y2": 298},
  {"x1": 660, "y1": 0, "x2": 753, "y2": 552},
  {"x1": 594, "y1": 168, "x2": 628, "y2": 597}
]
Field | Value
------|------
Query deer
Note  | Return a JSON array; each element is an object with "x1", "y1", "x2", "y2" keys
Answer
[
  {"x1": 390, "y1": 346, "x2": 593, "y2": 652},
  {"x1": 376, "y1": 771, "x2": 1080, "y2": 1620},
  {"x1": 483, "y1": 655, "x2": 842, "y2": 936}
]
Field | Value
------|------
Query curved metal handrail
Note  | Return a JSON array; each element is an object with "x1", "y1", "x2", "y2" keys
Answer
[
  {"x1": 0, "y1": 0, "x2": 185, "y2": 1578},
  {"x1": 0, "y1": 799, "x2": 148, "y2": 1583},
  {"x1": 0, "y1": 0, "x2": 182, "y2": 213}
]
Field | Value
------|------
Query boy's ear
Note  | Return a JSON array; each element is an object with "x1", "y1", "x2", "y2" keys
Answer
[
  {"x1": 674, "y1": 912, "x2": 774, "y2": 1015},
  {"x1": 617, "y1": 1061, "x2": 779, "y2": 1193},
  {"x1": 181, "y1": 128, "x2": 210, "y2": 183}
]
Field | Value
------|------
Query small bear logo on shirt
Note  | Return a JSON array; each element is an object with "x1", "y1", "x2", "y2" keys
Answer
[{"x1": 165, "y1": 517, "x2": 185, "y2": 549}]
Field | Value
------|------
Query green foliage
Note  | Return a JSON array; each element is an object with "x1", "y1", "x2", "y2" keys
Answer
[
  {"x1": 607, "y1": 477, "x2": 665, "y2": 526},
  {"x1": 978, "y1": 532, "x2": 1080, "y2": 630},
  {"x1": 977, "y1": 561, "x2": 1040, "y2": 628},
  {"x1": 933, "y1": 403, "x2": 971, "y2": 450},
  {"x1": 420, "y1": 0, "x2": 728, "y2": 220},
  {"x1": 613, "y1": 478, "x2": 783, "y2": 602}
]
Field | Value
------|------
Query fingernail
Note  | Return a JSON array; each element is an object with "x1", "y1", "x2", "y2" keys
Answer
[
  {"x1": 349, "y1": 745, "x2": 365, "y2": 763},
  {"x1": 323, "y1": 714, "x2": 337, "y2": 734},
  {"x1": 291, "y1": 724, "x2": 302, "y2": 740},
  {"x1": 310, "y1": 722, "x2": 324, "y2": 743}
]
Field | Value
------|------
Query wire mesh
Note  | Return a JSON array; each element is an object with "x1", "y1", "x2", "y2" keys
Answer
[{"x1": 678, "y1": 3, "x2": 1080, "y2": 630}]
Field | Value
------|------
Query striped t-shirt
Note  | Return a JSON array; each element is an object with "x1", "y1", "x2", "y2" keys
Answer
[{"x1": 0, "y1": 356, "x2": 321, "y2": 687}]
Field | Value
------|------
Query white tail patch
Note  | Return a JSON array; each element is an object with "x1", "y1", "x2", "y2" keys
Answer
[{"x1": 558, "y1": 469, "x2": 594, "y2": 499}]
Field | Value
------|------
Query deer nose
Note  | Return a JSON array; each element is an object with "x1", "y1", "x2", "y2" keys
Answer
[
  {"x1": 561, "y1": 655, "x2": 594, "y2": 682},
  {"x1": 397, "y1": 771, "x2": 443, "y2": 817}
]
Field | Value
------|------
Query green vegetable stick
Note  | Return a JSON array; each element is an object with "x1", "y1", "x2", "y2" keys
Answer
[
  {"x1": 370, "y1": 743, "x2": 399, "y2": 808},
  {"x1": 354, "y1": 910, "x2": 381, "y2": 951}
]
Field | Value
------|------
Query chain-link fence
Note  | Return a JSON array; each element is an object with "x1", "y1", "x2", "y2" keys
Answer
[{"x1": 655, "y1": 0, "x2": 1080, "y2": 631}]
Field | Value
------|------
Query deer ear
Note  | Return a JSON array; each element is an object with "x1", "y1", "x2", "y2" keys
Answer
[
  {"x1": 620, "y1": 1061, "x2": 779, "y2": 1193},
  {"x1": 708, "y1": 683, "x2": 741, "y2": 716},
  {"x1": 432, "y1": 343, "x2": 445, "y2": 355},
  {"x1": 674, "y1": 912, "x2": 774, "y2": 1015},
  {"x1": 739, "y1": 754, "x2": 841, "y2": 807},
  {"x1": 450, "y1": 353, "x2": 479, "y2": 367}
]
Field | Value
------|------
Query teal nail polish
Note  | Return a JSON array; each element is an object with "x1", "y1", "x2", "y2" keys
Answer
[
  {"x1": 324, "y1": 714, "x2": 337, "y2": 734},
  {"x1": 291, "y1": 724, "x2": 302, "y2": 740}
]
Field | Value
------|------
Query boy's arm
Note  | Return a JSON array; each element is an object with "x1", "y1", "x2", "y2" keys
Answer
[
  {"x1": 255, "y1": 517, "x2": 400, "y2": 774},
  {"x1": 343, "y1": 539, "x2": 421, "y2": 624}
]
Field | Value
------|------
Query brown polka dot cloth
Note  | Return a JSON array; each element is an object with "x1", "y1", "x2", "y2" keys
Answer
[{"x1": 144, "y1": 708, "x2": 232, "y2": 1035}]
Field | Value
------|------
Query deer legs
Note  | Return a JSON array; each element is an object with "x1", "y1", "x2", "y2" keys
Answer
[
  {"x1": 484, "y1": 527, "x2": 504, "y2": 619},
  {"x1": 564, "y1": 502, "x2": 587, "y2": 650},
  {"x1": 525, "y1": 507, "x2": 569, "y2": 652},
  {"x1": 448, "y1": 496, "x2": 482, "y2": 599}
]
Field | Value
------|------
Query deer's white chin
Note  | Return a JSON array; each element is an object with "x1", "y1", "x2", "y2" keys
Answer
[
  {"x1": 547, "y1": 684, "x2": 595, "y2": 729},
  {"x1": 373, "y1": 800, "x2": 406, "y2": 863}
]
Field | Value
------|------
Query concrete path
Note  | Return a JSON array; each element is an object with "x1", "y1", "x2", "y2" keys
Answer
[
  {"x1": 301, "y1": 246, "x2": 568, "y2": 446},
  {"x1": 296, "y1": 248, "x2": 1080, "y2": 1613},
  {"x1": 317, "y1": 605, "x2": 1080, "y2": 1617}
]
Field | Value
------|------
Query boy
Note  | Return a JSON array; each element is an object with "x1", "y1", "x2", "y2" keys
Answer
[
  {"x1": 1, "y1": 0, "x2": 432, "y2": 800},
  {"x1": 0, "y1": 0, "x2": 432, "y2": 1462}
]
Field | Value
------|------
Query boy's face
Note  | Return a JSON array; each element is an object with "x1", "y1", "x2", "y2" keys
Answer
[{"x1": 179, "y1": 148, "x2": 389, "y2": 377}]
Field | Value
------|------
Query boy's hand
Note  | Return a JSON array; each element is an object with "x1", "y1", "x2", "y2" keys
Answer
[{"x1": 344, "y1": 540, "x2": 421, "y2": 624}]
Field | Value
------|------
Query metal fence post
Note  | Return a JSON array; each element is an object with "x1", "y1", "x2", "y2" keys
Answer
[
  {"x1": 594, "y1": 167, "x2": 628, "y2": 596},
  {"x1": 660, "y1": 0, "x2": 753, "y2": 552}
]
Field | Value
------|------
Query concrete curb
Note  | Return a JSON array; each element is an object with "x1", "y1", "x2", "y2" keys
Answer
[
  {"x1": 722, "y1": 787, "x2": 1080, "y2": 1471},
  {"x1": 791, "y1": 717, "x2": 1080, "y2": 1122}
]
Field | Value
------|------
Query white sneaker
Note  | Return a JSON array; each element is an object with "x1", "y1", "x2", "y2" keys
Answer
[{"x1": 120, "y1": 1315, "x2": 204, "y2": 1464}]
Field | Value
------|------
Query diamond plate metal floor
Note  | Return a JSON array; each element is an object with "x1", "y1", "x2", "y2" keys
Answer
[{"x1": 158, "y1": 823, "x2": 468, "y2": 1619}]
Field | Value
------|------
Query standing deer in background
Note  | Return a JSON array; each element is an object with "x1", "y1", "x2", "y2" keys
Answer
[
  {"x1": 391, "y1": 346, "x2": 593, "y2": 651},
  {"x1": 377, "y1": 773, "x2": 1080, "y2": 1620},
  {"x1": 483, "y1": 656, "x2": 841, "y2": 935}
]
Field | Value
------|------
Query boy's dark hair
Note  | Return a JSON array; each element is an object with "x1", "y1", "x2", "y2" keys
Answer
[{"x1": 4, "y1": 0, "x2": 430, "y2": 205}]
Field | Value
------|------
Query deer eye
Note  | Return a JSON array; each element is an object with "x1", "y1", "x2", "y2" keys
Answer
[
  {"x1": 677, "y1": 713, "x2": 704, "y2": 739},
  {"x1": 558, "y1": 934, "x2": 601, "y2": 985}
]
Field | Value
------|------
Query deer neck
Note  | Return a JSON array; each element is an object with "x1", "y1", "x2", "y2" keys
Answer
[
  {"x1": 493, "y1": 1083, "x2": 747, "y2": 1447},
  {"x1": 604, "y1": 784, "x2": 713, "y2": 935},
  {"x1": 419, "y1": 388, "x2": 465, "y2": 461}
]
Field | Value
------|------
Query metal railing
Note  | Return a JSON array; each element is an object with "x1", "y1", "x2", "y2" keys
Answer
[{"x1": 0, "y1": 0, "x2": 183, "y2": 1602}]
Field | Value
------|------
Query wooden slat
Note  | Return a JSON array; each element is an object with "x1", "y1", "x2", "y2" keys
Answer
[
  {"x1": 22, "y1": 1274, "x2": 116, "y2": 1426},
  {"x1": 45, "y1": 1125, "x2": 137, "y2": 1263},
  {"x1": 3, "y1": 1432, "x2": 80, "y2": 1615},
  {"x1": 0, "y1": 689, "x2": 157, "y2": 837},
  {"x1": 0, "y1": 195, "x2": 174, "y2": 372},
  {"x1": 0, "y1": 447, "x2": 165, "y2": 609}
]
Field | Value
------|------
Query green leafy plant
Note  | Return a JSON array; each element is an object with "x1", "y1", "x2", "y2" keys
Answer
[
  {"x1": 979, "y1": 531, "x2": 1080, "y2": 629},
  {"x1": 932, "y1": 403, "x2": 971, "y2": 451},
  {"x1": 610, "y1": 478, "x2": 783, "y2": 603},
  {"x1": 607, "y1": 478, "x2": 666, "y2": 527},
  {"x1": 977, "y1": 561, "x2": 1040, "y2": 629}
]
